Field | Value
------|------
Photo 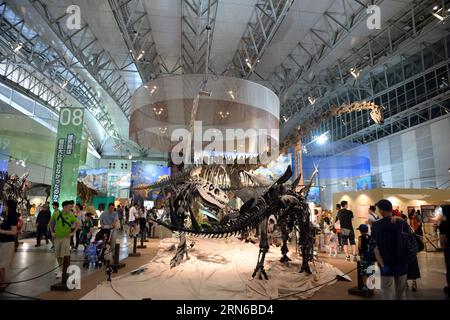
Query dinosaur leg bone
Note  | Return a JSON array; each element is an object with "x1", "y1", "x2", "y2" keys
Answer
[{"x1": 252, "y1": 220, "x2": 269, "y2": 280}]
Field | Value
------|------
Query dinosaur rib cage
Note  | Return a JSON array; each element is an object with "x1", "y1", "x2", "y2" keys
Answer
[{"x1": 150, "y1": 197, "x2": 277, "y2": 238}]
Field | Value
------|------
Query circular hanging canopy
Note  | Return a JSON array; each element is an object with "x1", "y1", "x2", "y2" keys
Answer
[{"x1": 129, "y1": 75, "x2": 280, "y2": 155}]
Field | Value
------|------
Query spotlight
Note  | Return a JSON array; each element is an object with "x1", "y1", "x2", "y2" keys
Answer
[
  {"x1": 316, "y1": 134, "x2": 328, "y2": 145},
  {"x1": 13, "y1": 43, "x2": 22, "y2": 52},
  {"x1": 137, "y1": 51, "x2": 145, "y2": 60},
  {"x1": 228, "y1": 90, "x2": 235, "y2": 99},
  {"x1": 153, "y1": 107, "x2": 164, "y2": 115},
  {"x1": 61, "y1": 81, "x2": 68, "y2": 89},
  {"x1": 218, "y1": 111, "x2": 230, "y2": 119},
  {"x1": 150, "y1": 86, "x2": 157, "y2": 94},
  {"x1": 350, "y1": 67, "x2": 360, "y2": 78},
  {"x1": 431, "y1": 6, "x2": 445, "y2": 20},
  {"x1": 128, "y1": 154, "x2": 133, "y2": 160},
  {"x1": 308, "y1": 96, "x2": 316, "y2": 105},
  {"x1": 314, "y1": 132, "x2": 329, "y2": 145}
]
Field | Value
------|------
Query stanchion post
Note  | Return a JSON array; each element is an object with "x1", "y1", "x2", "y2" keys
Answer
[
  {"x1": 348, "y1": 260, "x2": 373, "y2": 297},
  {"x1": 50, "y1": 255, "x2": 71, "y2": 291},
  {"x1": 128, "y1": 236, "x2": 141, "y2": 257},
  {"x1": 110, "y1": 243, "x2": 126, "y2": 269},
  {"x1": 137, "y1": 232, "x2": 147, "y2": 249}
]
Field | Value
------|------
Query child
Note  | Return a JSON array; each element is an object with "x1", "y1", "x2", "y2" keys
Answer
[
  {"x1": 328, "y1": 227, "x2": 338, "y2": 257},
  {"x1": 357, "y1": 224, "x2": 374, "y2": 288},
  {"x1": 79, "y1": 212, "x2": 94, "y2": 248}
]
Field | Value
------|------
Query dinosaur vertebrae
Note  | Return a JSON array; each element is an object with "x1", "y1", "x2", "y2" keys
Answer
[
  {"x1": 280, "y1": 101, "x2": 384, "y2": 153},
  {"x1": 143, "y1": 161, "x2": 265, "y2": 192}
]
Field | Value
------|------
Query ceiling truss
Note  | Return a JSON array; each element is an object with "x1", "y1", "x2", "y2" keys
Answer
[
  {"x1": 225, "y1": 0, "x2": 294, "y2": 80},
  {"x1": 0, "y1": 1, "x2": 119, "y2": 140},
  {"x1": 29, "y1": 0, "x2": 134, "y2": 118},
  {"x1": 181, "y1": 0, "x2": 218, "y2": 74},
  {"x1": 109, "y1": 0, "x2": 163, "y2": 82}
]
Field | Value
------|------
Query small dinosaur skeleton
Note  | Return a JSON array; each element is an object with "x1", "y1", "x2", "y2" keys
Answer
[
  {"x1": 280, "y1": 101, "x2": 384, "y2": 153},
  {"x1": 0, "y1": 171, "x2": 30, "y2": 213}
]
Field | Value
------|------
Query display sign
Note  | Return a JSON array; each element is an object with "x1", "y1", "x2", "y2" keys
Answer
[{"x1": 51, "y1": 107, "x2": 84, "y2": 204}]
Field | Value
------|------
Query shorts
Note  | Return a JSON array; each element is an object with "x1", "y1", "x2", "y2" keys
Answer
[
  {"x1": 54, "y1": 237, "x2": 71, "y2": 258},
  {"x1": 0, "y1": 242, "x2": 15, "y2": 268},
  {"x1": 341, "y1": 229, "x2": 356, "y2": 245}
]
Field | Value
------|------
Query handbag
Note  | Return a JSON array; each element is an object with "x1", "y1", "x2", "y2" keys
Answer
[{"x1": 410, "y1": 224, "x2": 425, "y2": 252}]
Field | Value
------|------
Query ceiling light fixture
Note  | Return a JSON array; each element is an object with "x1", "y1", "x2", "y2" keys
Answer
[
  {"x1": 128, "y1": 154, "x2": 133, "y2": 160},
  {"x1": 159, "y1": 127, "x2": 167, "y2": 134},
  {"x1": 13, "y1": 43, "x2": 22, "y2": 52},
  {"x1": 350, "y1": 67, "x2": 360, "y2": 78},
  {"x1": 218, "y1": 111, "x2": 230, "y2": 119},
  {"x1": 308, "y1": 96, "x2": 316, "y2": 105},
  {"x1": 153, "y1": 107, "x2": 164, "y2": 115},
  {"x1": 137, "y1": 50, "x2": 145, "y2": 60},
  {"x1": 150, "y1": 86, "x2": 157, "y2": 94},
  {"x1": 228, "y1": 90, "x2": 235, "y2": 99},
  {"x1": 61, "y1": 81, "x2": 68, "y2": 89}
]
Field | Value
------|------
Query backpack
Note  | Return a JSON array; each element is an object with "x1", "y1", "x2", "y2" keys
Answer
[{"x1": 396, "y1": 220, "x2": 418, "y2": 264}]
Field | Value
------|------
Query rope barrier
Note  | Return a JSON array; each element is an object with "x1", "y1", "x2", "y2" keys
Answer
[
  {"x1": 2, "y1": 290, "x2": 42, "y2": 300},
  {"x1": 0, "y1": 264, "x2": 62, "y2": 285}
]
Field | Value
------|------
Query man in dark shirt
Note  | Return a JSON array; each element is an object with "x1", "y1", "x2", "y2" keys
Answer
[
  {"x1": 439, "y1": 205, "x2": 450, "y2": 297},
  {"x1": 35, "y1": 203, "x2": 51, "y2": 247},
  {"x1": 335, "y1": 201, "x2": 356, "y2": 261},
  {"x1": 372, "y1": 199, "x2": 409, "y2": 300}
]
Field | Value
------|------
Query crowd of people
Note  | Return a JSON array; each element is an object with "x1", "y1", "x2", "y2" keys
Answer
[
  {"x1": 0, "y1": 199, "x2": 158, "y2": 288},
  {"x1": 313, "y1": 200, "x2": 450, "y2": 299},
  {"x1": 1, "y1": 196, "x2": 450, "y2": 300}
]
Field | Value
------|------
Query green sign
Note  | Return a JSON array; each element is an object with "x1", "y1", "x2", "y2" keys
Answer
[{"x1": 51, "y1": 107, "x2": 84, "y2": 204}]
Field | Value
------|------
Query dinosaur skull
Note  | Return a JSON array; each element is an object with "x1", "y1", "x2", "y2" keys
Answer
[{"x1": 197, "y1": 179, "x2": 229, "y2": 209}]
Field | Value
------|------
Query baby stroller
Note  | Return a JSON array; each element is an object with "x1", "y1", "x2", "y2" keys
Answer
[{"x1": 82, "y1": 230, "x2": 112, "y2": 268}]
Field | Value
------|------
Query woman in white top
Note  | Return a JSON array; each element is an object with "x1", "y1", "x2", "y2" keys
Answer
[{"x1": 366, "y1": 205, "x2": 379, "y2": 235}]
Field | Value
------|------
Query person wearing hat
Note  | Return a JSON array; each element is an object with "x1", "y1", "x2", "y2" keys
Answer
[
  {"x1": 49, "y1": 200, "x2": 80, "y2": 279},
  {"x1": 357, "y1": 223, "x2": 373, "y2": 290},
  {"x1": 372, "y1": 199, "x2": 411, "y2": 300}
]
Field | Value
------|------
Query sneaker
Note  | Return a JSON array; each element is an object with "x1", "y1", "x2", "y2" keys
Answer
[
  {"x1": 345, "y1": 256, "x2": 350, "y2": 261},
  {"x1": 55, "y1": 271, "x2": 62, "y2": 279}
]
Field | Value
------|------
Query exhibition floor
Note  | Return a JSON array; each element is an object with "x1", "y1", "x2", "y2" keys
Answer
[{"x1": 0, "y1": 236, "x2": 447, "y2": 300}]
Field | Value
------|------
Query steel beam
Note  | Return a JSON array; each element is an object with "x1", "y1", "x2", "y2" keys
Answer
[
  {"x1": 226, "y1": 0, "x2": 294, "y2": 78},
  {"x1": 181, "y1": 0, "x2": 218, "y2": 74},
  {"x1": 29, "y1": 0, "x2": 133, "y2": 118}
]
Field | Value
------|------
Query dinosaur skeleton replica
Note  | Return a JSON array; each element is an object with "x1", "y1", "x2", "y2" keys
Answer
[
  {"x1": 280, "y1": 101, "x2": 384, "y2": 153},
  {"x1": 151, "y1": 165, "x2": 318, "y2": 279},
  {"x1": 0, "y1": 171, "x2": 30, "y2": 213}
]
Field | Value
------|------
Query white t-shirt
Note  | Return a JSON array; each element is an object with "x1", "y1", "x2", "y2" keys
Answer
[
  {"x1": 367, "y1": 212, "x2": 379, "y2": 234},
  {"x1": 129, "y1": 206, "x2": 137, "y2": 222}
]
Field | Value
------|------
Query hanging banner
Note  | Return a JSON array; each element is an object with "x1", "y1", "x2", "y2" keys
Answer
[{"x1": 51, "y1": 107, "x2": 84, "y2": 204}]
